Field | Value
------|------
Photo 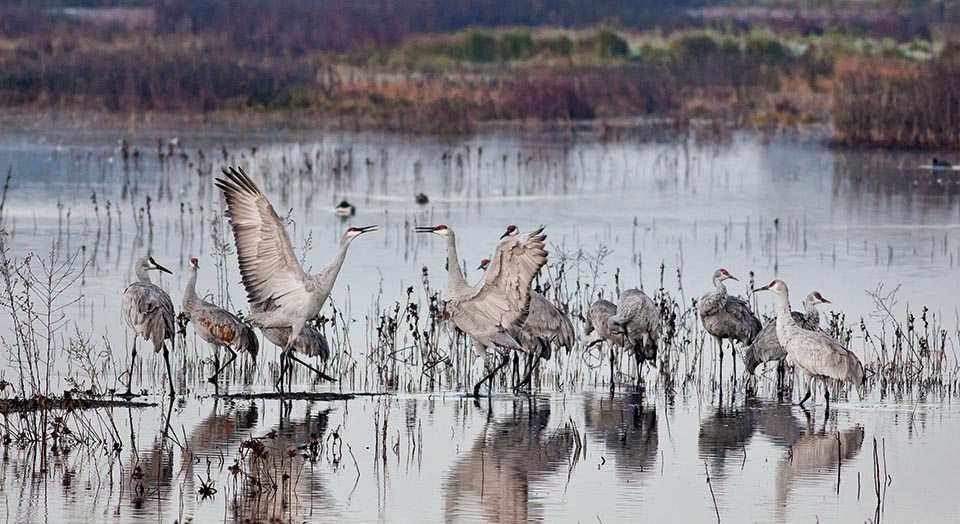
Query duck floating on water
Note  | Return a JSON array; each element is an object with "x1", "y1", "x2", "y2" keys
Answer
[
  {"x1": 335, "y1": 200, "x2": 356, "y2": 217},
  {"x1": 931, "y1": 157, "x2": 953, "y2": 169}
]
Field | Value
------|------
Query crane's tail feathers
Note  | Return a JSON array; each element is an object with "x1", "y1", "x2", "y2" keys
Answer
[{"x1": 236, "y1": 325, "x2": 260, "y2": 361}]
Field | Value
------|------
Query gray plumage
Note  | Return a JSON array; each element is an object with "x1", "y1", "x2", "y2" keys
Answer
[
  {"x1": 215, "y1": 167, "x2": 375, "y2": 388},
  {"x1": 754, "y1": 279, "x2": 865, "y2": 407},
  {"x1": 607, "y1": 289, "x2": 661, "y2": 363},
  {"x1": 744, "y1": 291, "x2": 828, "y2": 375},
  {"x1": 121, "y1": 255, "x2": 176, "y2": 396},
  {"x1": 183, "y1": 258, "x2": 259, "y2": 384},
  {"x1": 519, "y1": 291, "x2": 576, "y2": 360},
  {"x1": 699, "y1": 268, "x2": 762, "y2": 379},
  {"x1": 699, "y1": 269, "x2": 762, "y2": 346},
  {"x1": 417, "y1": 224, "x2": 548, "y2": 396},
  {"x1": 262, "y1": 325, "x2": 330, "y2": 361},
  {"x1": 583, "y1": 299, "x2": 625, "y2": 348}
]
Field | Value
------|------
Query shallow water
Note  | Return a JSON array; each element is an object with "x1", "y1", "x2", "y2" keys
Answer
[
  {"x1": 0, "y1": 118, "x2": 958, "y2": 522},
  {"x1": 16, "y1": 393, "x2": 960, "y2": 523}
]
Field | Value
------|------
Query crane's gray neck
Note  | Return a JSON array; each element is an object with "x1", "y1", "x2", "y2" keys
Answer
[
  {"x1": 135, "y1": 264, "x2": 152, "y2": 283},
  {"x1": 802, "y1": 297, "x2": 820, "y2": 326},
  {"x1": 444, "y1": 232, "x2": 467, "y2": 289},
  {"x1": 183, "y1": 268, "x2": 199, "y2": 314},
  {"x1": 712, "y1": 276, "x2": 728, "y2": 303},
  {"x1": 775, "y1": 290, "x2": 795, "y2": 330},
  {"x1": 319, "y1": 239, "x2": 353, "y2": 288}
]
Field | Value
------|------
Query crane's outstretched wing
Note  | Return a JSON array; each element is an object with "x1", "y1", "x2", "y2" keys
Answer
[
  {"x1": 215, "y1": 167, "x2": 310, "y2": 319},
  {"x1": 456, "y1": 226, "x2": 548, "y2": 336}
]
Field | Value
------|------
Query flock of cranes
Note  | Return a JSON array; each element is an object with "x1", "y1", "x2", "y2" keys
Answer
[{"x1": 120, "y1": 166, "x2": 865, "y2": 405}]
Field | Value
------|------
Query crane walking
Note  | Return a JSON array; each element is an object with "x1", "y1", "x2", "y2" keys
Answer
[
  {"x1": 753, "y1": 280, "x2": 864, "y2": 409},
  {"x1": 183, "y1": 257, "x2": 259, "y2": 388},
  {"x1": 417, "y1": 224, "x2": 547, "y2": 397},
  {"x1": 699, "y1": 269, "x2": 762, "y2": 384},
  {"x1": 744, "y1": 291, "x2": 831, "y2": 390},
  {"x1": 121, "y1": 256, "x2": 176, "y2": 397},
  {"x1": 215, "y1": 167, "x2": 376, "y2": 392},
  {"x1": 478, "y1": 256, "x2": 575, "y2": 390}
]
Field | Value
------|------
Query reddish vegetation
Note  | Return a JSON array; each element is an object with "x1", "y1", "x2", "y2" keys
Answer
[{"x1": 832, "y1": 58, "x2": 960, "y2": 149}]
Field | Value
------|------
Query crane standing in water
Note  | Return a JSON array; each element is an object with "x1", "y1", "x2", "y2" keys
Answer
[
  {"x1": 477, "y1": 256, "x2": 575, "y2": 390},
  {"x1": 744, "y1": 291, "x2": 831, "y2": 391},
  {"x1": 608, "y1": 289, "x2": 661, "y2": 389},
  {"x1": 215, "y1": 167, "x2": 376, "y2": 392},
  {"x1": 182, "y1": 257, "x2": 259, "y2": 388},
  {"x1": 585, "y1": 289, "x2": 660, "y2": 391},
  {"x1": 753, "y1": 279, "x2": 864, "y2": 409},
  {"x1": 699, "y1": 268, "x2": 762, "y2": 384},
  {"x1": 417, "y1": 224, "x2": 547, "y2": 397},
  {"x1": 121, "y1": 256, "x2": 176, "y2": 397}
]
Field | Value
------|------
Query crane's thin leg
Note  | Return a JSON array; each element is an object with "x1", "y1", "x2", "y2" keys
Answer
[
  {"x1": 121, "y1": 336, "x2": 138, "y2": 398},
  {"x1": 776, "y1": 360, "x2": 785, "y2": 398},
  {"x1": 289, "y1": 354, "x2": 337, "y2": 382},
  {"x1": 822, "y1": 377, "x2": 831, "y2": 412},
  {"x1": 276, "y1": 320, "x2": 305, "y2": 395},
  {"x1": 473, "y1": 354, "x2": 510, "y2": 398},
  {"x1": 210, "y1": 346, "x2": 238, "y2": 385},
  {"x1": 511, "y1": 352, "x2": 520, "y2": 389},
  {"x1": 518, "y1": 350, "x2": 541, "y2": 391},
  {"x1": 162, "y1": 342, "x2": 176, "y2": 398},
  {"x1": 730, "y1": 340, "x2": 737, "y2": 385},
  {"x1": 799, "y1": 375, "x2": 814, "y2": 406},
  {"x1": 715, "y1": 336, "x2": 724, "y2": 389},
  {"x1": 609, "y1": 346, "x2": 616, "y2": 392},
  {"x1": 634, "y1": 351, "x2": 644, "y2": 393}
]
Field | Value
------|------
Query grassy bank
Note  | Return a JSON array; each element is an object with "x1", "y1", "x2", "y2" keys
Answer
[{"x1": 1, "y1": 3, "x2": 960, "y2": 145}]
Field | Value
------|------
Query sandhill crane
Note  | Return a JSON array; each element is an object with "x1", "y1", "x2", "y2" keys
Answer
[
  {"x1": 121, "y1": 256, "x2": 176, "y2": 397},
  {"x1": 608, "y1": 288, "x2": 662, "y2": 390},
  {"x1": 586, "y1": 290, "x2": 661, "y2": 391},
  {"x1": 477, "y1": 257, "x2": 575, "y2": 389},
  {"x1": 583, "y1": 298, "x2": 625, "y2": 388},
  {"x1": 416, "y1": 224, "x2": 547, "y2": 397},
  {"x1": 215, "y1": 167, "x2": 376, "y2": 391},
  {"x1": 744, "y1": 291, "x2": 830, "y2": 389},
  {"x1": 183, "y1": 257, "x2": 259, "y2": 387},
  {"x1": 753, "y1": 279, "x2": 864, "y2": 409},
  {"x1": 699, "y1": 268, "x2": 762, "y2": 382}
]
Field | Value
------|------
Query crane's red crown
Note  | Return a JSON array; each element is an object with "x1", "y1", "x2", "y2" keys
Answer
[
  {"x1": 190, "y1": 257, "x2": 198, "y2": 264},
  {"x1": 435, "y1": 224, "x2": 448, "y2": 230}
]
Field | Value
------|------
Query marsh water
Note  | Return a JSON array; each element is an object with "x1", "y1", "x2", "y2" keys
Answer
[{"x1": 0, "y1": 116, "x2": 958, "y2": 522}]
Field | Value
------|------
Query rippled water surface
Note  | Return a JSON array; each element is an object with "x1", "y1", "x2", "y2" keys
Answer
[{"x1": 0, "y1": 117, "x2": 958, "y2": 522}]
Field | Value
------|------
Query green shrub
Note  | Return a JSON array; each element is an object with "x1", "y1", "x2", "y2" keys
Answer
[
  {"x1": 497, "y1": 30, "x2": 533, "y2": 60},
  {"x1": 537, "y1": 34, "x2": 573, "y2": 57},
  {"x1": 597, "y1": 29, "x2": 628, "y2": 59},
  {"x1": 458, "y1": 31, "x2": 496, "y2": 62}
]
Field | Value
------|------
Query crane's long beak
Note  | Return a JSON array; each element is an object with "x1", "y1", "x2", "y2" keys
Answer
[
  {"x1": 820, "y1": 296, "x2": 832, "y2": 304},
  {"x1": 476, "y1": 263, "x2": 485, "y2": 270},
  {"x1": 499, "y1": 229, "x2": 511, "y2": 239},
  {"x1": 415, "y1": 226, "x2": 436, "y2": 233},
  {"x1": 356, "y1": 225, "x2": 378, "y2": 234},
  {"x1": 727, "y1": 275, "x2": 739, "y2": 282},
  {"x1": 154, "y1": 262, "x2": 173, "y2": 275},
  {"x1": 752, "y1": 284, "x2": 770, "y2": 292}
]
